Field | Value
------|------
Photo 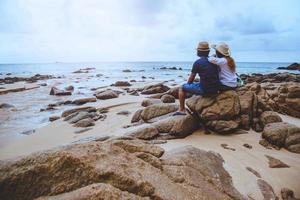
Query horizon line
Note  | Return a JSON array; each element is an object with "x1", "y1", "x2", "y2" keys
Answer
[{"x1": 0, "y1": 60, "x2": 297, "y2": 65}]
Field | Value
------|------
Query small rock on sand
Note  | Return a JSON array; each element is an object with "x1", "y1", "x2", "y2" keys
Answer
[
  {"x1": 257, "y1": 179, "x2": 278, "y2": 200},
  {"x1": 265, "y1": 155, "x2": 290, "y2": 168},
  {"x1": 246, "y1": 167, "x2": 261, "y2": 178},
  {"x1": 21, "y1": 129, "x2": 35, "y2": 135},
  {"x1": 220, "y1": 143, "x2": 235, "y2": 151},
  {"x1": 281, "y1": 188, "x2": 300, "y2": 200},
  {"x1": 243, "y1": 143, "x2": 252, "y2": 149},
  {"x1": 50, "y1": 87, "x2": 72, "y2": 96},
  {"x1": 74, "y1": 128, "x2": 93, "y2": 134},
  {"x1": 72, "y1": 97, "x2": 97, "y2": 105},
  {"x1": 113, "y1": 81, "x2": 131, "y2": 87},
  {"x1": 49, "y1": 116, "x2": 60, "y2": 122},
  {"x1": 116, "y1": 110, "x2": 131, "y2": 116}
]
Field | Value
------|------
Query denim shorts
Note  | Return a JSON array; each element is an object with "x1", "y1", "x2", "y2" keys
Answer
[{"x1": 182, "y1": 83, "x2": 204, "y2": 95}]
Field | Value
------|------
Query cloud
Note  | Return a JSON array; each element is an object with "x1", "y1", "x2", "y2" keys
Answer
[
  {"x1": 215, "y1": 13, "x2": 277, "y2": 35},
  {"x1": 0, "y1": 0, "x2": 299, "y2": 63}
]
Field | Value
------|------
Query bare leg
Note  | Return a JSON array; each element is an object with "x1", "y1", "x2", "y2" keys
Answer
[{"x1": 178, "y1": 87, "x2": 186, "y2": 112}]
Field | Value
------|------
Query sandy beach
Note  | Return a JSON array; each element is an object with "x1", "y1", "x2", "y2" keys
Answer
[{"x1": 1, "y1": 76, "x2": 300, "y2": 199}]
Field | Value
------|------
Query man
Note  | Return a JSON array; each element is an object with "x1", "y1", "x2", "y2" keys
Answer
[{"x1": 174, "y1": 41, "x2": 220, "y2": 115}]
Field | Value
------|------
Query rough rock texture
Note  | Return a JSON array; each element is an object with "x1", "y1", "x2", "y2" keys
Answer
[
  {"x1": 37, "y1": 183, "x2": 148, "y2": 200},
  {"x1": 161, "y1": 94, "x2": 176, "y2": 103},
  {"x1": 259, "y1": 111, "x2": 282, "y2": 127},
  {"x1": 237, "y1": 90, "x2": 257, "y2": 130},
  {"x1": 269, "y1": 84, "x2": 300, "y2": 118},
  {"x1": 131, "y1": 109, "x2": 143, "y2": 123},
  {"x1": 141, "y1": 83, "x2": 170, "y2": 95},
  {"x1": 140, "y1": 103, "x2": 178, "y2": 121},
  {"x1": 240, "y1": 73, "x2": 300, "y2": 84},
  {"x1": 95, "y1": 90, "x2": 119, "y2": 100},
  {"x1": 262, "y1": 122, "x2": 300, "y2": 153},
  {"x1": 187, "y1": 90, "x2": 240, "y2": 133},
  {"x1": 0, "y1": 139, "x2": 244, "y2": 200}
]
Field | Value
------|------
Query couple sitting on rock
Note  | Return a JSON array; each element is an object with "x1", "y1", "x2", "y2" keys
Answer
[{"x1": 175, "y1": 41, "x2": 238, "y2": 116}]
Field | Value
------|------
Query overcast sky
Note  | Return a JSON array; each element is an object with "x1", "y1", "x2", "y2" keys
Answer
[{"x1": 0, "y1": 0, "x2": 299, "y2": 63}]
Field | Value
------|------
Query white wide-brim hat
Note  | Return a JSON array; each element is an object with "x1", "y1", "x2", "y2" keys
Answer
[{"x1": 211, "y1": 42, "x2": 230, "y2": 56}]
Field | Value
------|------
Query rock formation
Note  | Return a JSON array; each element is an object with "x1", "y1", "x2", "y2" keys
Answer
[{"x1": 0, "y1": 139, "x2": 244, "y2": 200}]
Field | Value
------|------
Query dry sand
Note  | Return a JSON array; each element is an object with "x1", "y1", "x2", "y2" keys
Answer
[{"x1": 0, "y1": 94, "x2": 300, "y2": 199}]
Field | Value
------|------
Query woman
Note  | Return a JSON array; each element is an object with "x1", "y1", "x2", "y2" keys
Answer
[{"x1": 208, "y1": 42, "x2": 237, "y2": 91}]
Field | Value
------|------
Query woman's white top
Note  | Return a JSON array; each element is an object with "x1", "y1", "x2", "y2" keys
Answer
[{"x1": 208, "y1": 57, "x2": 237, "y2": 87}]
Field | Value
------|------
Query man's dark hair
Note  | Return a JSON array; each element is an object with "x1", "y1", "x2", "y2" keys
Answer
[{"x1": 197, "y1": 50, "x2": 210, "y2": 57}]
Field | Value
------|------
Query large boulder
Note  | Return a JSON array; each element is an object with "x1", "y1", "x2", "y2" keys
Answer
[
  {"x1": 259, "y1": 111, "x2": 282, "y2": 127},
  {"x1": 140, "y1": 103, "x2": 178, "y2": 121},
  {"x1": 187, "y1": 90, "x2": 240, "y2": 133},
  {"x1": 0, "y1": 139, "x2": 243, "y2": 200},
  {"x1": 141, "y1": 83, "x2": 170, "y2": 95},
  {"x1": 129, "y1": 114, "x2": 199, "y2": 140},
  {"x1": 36, "y1": 183, "x2": 148, "y2": 200},
  {"x1": 127, "y1": 124, "x2": 159, "y2": 140},
  {"x1": 262, "y1": 122, "x2": 300, "y2": 153},
  {"x1": 200, "y1": 90, "x2": 240, "y2": 121},
  {"x1": 153, "y1": 114, "x2": 199, "y2": 138}
]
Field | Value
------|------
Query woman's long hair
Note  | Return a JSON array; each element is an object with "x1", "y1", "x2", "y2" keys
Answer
[{"x1": 216, "y1": 50, "x2": 236, "y2": 73}]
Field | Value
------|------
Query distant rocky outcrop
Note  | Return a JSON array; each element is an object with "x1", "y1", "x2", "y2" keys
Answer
[
  {"x1": 0, "y1": 139, "x2": 244, "y2": 200},
  {"x1": 240, "y1": 73, "x2": 300, "y2": 83},
  {"x1": 0, "y1": 74, "x2": 55, "y2": 84},
  {"x1": 277, "y1": 63, "x2": 300, "y2": 71}
]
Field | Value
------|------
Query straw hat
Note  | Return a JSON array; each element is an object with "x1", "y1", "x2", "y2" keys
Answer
[
  {"x1": 211, "y1": 42, "x2": 230, "y2": 56},
  {"x1": 196, "y1": 41, "x2": 210, "y2": 51}
]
